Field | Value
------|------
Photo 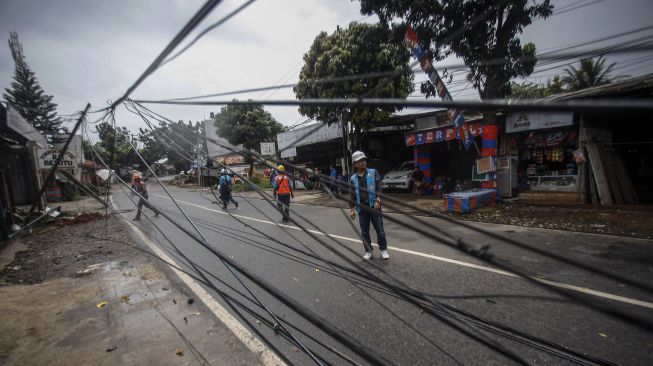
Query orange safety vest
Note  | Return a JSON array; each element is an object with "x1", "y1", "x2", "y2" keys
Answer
[{"x1": 275, "y1": 174, "x2": 292, "y2": 195}]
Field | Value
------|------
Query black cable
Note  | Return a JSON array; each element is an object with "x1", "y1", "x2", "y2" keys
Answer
[
  {"x1": 94, "y1": 113, "x2": 612, "y2": 364},
  {"x1": 114, "y1": 124, "x2": 327, "y2": 366},
  {"x1": 161, "y1": 0, "x2": 258, "y2": 66},
  {"x1": 104, "y1": 0, "x2": 224, "y2": 111},
  {"x1": 84, "y1": 141, "x2": 321, "y2": 366},
  {"x1": 133, "y1": 96, "x2": 653, "y2": 112},
  {"x1": 194, "y1": 131, "x2": 653, "y2": 334},
  {"x1": 218, "y1": 163, "x2": 533, "y2": 365},
  {"x1": 83, "y1": 126, "x2": 308, "y2": 365}
]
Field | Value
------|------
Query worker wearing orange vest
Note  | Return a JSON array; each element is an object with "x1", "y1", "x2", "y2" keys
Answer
[
  {"x1": 132, "y1": 174, "x2": 158, "y2": 221},
  {"x1": 273, "y1": 164, "x2": 294, "y2": 222}
]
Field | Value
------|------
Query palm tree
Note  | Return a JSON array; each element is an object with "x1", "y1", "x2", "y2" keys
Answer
[{"x1": 562, "y1": 56, "x2": 616, "y2": 91}]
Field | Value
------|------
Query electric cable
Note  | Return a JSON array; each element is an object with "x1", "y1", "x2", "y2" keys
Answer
[
  {"x1": 113, "y1": 123, "x2": 327, "y2": 366},
  {"x1": 161, "y1": 0, "x2": 258, "y2": 66}
]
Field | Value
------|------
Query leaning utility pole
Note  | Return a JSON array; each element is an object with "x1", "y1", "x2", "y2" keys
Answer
[{"x1": 27, "y1": 103, "x2": 91, "y2": 218}]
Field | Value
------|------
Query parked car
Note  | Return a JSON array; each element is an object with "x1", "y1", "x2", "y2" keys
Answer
[
  {"x1": 292, "y1": 174, "x2": 307, "y2": 190},
  {"x1": 381, "y1": 161, "x2": 415, "y2": 192}
]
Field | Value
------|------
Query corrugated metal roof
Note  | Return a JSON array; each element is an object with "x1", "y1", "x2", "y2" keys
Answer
[{"x1": 544, "y1": 73, "x2": 653, "y2": 101}]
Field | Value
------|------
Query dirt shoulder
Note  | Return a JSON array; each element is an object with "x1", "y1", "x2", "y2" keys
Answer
[{"x1": 0, "y1": 200, "x2": 262, "y2": 366}]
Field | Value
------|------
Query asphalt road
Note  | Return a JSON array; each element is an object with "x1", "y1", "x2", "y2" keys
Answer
[{"x1": 112, "y1": 183, "x2": 653, "y2": 366}]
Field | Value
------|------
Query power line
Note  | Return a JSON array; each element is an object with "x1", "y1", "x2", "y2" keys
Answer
[
  {"x1": 133, "y1": 97, "x2": 653, "y2": 112},
  {"x1": 105, "y1": 0, "x2": 224, "y2": 111},
  {"x1": 161, "y1": 0, "x2": 258, "y2": 66}
]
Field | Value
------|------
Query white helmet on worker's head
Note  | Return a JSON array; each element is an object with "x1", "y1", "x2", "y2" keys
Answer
[
  {"x1": 221, "y1": 168, "x2": 226, "y2": 174},
  {"x1": 352, "y1": 151, "x2": 367, "y2": 163}
]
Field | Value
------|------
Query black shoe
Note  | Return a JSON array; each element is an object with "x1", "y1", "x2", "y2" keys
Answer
[
  {"x1": 133, "y1": 217, "x2": 140, "y2": 221},
  {"x1": 234, "y1": 202, "x2": 239, "y2": 208},
  {"x1": 222, "y1": 206, "x2": 227, "y2": 209}
]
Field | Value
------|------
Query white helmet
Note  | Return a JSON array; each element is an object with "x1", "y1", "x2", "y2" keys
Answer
[
  {"x1": 352, "y1": 151, "x2": 367, "y2": 162},
  {"x1": 221, "y1": 168, "x2": 226, "y2": 174}
]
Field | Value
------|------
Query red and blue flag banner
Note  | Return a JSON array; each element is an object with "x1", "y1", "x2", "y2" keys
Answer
[
  {"x1": 405, "y1": 26, "x2": 470, "y2": 148},
  {"x1": 404, "y1": 122, "x2": 482, "y2": 147}
]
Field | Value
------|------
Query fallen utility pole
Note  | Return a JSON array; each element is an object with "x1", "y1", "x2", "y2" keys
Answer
[{"x1": 26, "y1": 103, "x2": 91, "y2": 218}]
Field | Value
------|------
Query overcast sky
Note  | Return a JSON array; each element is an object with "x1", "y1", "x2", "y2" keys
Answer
[{"x1": 1, "y1": 0, "x2": 652, "y2": 135}]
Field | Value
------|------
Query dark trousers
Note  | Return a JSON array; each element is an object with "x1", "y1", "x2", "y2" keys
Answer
[
  {"x1": 220, "y1": 190, "x2": 237, "y2": 208},
  {"x1": 276, "y1": 194, "x2": 291, "y2": 220},
  {"x1": 358, "y1": 206, "x2": 388, "y2": 252},
  {"x1": 135, "y1": 195, "x2": 157, "y2": 219}
]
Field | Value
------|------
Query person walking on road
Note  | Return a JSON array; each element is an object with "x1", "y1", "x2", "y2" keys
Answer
[
  {"x1": 273, "y1": 165, "x2": 294, "y2": 222},
  {"x1": 132, "y1": 174, "x2": 158, "y2": 221},
  {"x1": 329, "y1": 165, "x2": 338, "y2": 194},
  {"x1": 218, "y1": 169, "x2": 238, "y2": 209},
  {"x1": 349, "y1": 151, "x2": 389, "y2": 260}
]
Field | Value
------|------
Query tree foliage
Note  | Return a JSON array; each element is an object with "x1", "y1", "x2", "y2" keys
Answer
[
  {"x1": 562, "y1": 56, "x2": 616, "y2": 91},
  {"x1": 2, "y1": 32, "x2": 62, "y2": 142},
  {"x1": 509, "y1": 76, "x2": 564, "y2": 99},
  {"x1": 358, "y1": 0, "x2": 553, "y2": 99},
  {"x1": 214, "y1": 102, "x2": 284, "y2": 152},
  {"x1": 89, "y1": 121, "x2": 136, "y2": 169},
  {"x1": 138, "y1": 120, "x2": 201, "y2": 172},
  {"x1": 294, "y1": 22, "x2": 414, "y2": 133}
]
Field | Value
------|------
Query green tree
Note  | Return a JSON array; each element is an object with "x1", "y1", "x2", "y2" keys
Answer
[
  {"x1": 294, "y1": 22, "x2": 413, "y2": 149},
  {"x1": 3, "y1": 32, "x2": 62, "y2": 142},
  {"x1": 562, "y1": 56, "x2": 616, "y2": 91},
  {"x1": 509, "y1": 76, "x2": 564, "y2": 99},
  {"x1": 214, "y1": 102, "x2": 284, "y2": 173},
  {"x1": 139, "y1": 120, "x2": 201, "y2": 172},
  {"x1": 93, "y1": 121, "x2": 136, "y2": 169},
  {"x1": 358, "y1": 0, "x2": 553, "y2": 108}
]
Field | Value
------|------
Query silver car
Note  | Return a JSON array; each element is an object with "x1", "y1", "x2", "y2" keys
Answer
[{"x1": 381, "y1": 161, "x2": 415, "y2": 192}]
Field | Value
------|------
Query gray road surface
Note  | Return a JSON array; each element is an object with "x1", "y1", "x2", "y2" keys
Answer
[{"x1": 113, "y1": 184, "x2": 653, "y2": 366}]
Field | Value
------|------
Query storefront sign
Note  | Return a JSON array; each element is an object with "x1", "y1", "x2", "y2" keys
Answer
[
  {"x1": 404, "y1": 122, "x2": 482, "y2": 147},
  {"x1": 506, "y1": 112, "x2": 573, "y2": 133},
  {"x1": 38, "y1": 148, "x2": 77, "y2": 169}
]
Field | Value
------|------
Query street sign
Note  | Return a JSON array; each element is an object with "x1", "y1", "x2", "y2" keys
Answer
[{"x1": 260, "y1": 142, "x2": 276, "y2": 156}]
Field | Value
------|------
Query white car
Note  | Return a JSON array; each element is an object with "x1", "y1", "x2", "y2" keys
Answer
[{"x1": 381, "y1": 161, "x2": 415, "y2": 192}]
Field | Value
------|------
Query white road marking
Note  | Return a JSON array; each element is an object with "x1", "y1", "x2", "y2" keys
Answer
[
  {"x1": 151, "y1": 193, "x2": 653, "y2": 310},
  {"x1": 113, "y1": 199, "x2": 287, "y2": 366}
]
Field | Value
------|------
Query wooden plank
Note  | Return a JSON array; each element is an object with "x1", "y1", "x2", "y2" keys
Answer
[
  {"x1": 586, "y1": 145, "x2": 613, "y2": 204},
  {"x1": 607, "y1": 147, "x2": 638, "y2": 204},
  {"x1": 602, "y1": 147, "x2": 624, "y2": 204}
]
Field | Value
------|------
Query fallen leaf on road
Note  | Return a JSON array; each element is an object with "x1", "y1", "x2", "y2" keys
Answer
[
  {"x1": 418, "y1": 309, "x2": 425, "y2": 314},
  {"x1": 187, "y1": 298, "x2": 195, "y2": 305},
  {"x1": 256, "y1": 320, "x2": 261, "y2": 325},
  {"x1": 598, "y1": 333, "x2": 608, "y2": 338},
  {"x1": 347, "y1": 292, "x2": 356, "y2": 297},
  {"x1": 315, "y1": 268, "x2": 320, "y2": 272},
  {"x1": 162, "y1": 287, "x2": 170, "y2": 291},
  {"x1": 183, "y1": 317, "x2": 188, "y2": 325},
  {"x1": 485, "y1": 299, "x2": 496, "y2": 304},
  {"x1": 172, "y1": 299, "x2": 177, "y2": 304},
  {"x1": 106, "y1": 345, "x2": 117, "y2": 352},
  {"x1": 96, "y1": 301, "x2": 108, "y2": 309},
  {"x1": 192, "y1": 312, "x2": 201, "y2": 316},
  {"x1": 175, "y1": 348, "x2": 184, "y2": 356},
  {"x1": 292, "y1": 277, "x2": 299, "y2": 282},
  {"x1": 120, "y1": 295, "x2": 130, "y2": 303}
]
